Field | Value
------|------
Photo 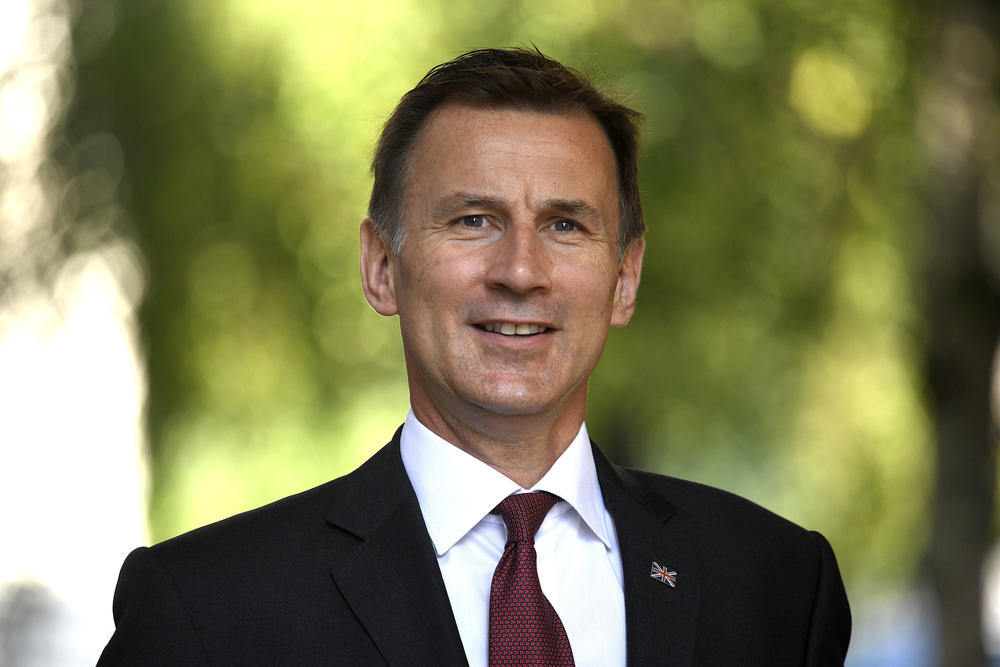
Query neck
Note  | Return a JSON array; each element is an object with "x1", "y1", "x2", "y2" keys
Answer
[{"x1": 410, "y1": 392, "x2": 587, "y2": 489}]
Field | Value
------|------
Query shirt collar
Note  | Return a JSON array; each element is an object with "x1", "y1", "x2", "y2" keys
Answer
[{"x1": 400, "y1": 409, "x2": 614, "y2": 557}]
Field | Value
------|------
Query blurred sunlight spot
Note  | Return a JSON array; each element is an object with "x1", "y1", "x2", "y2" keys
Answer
[
  {"x1": 691, "y1": 0, "x2": 764, "y2": 71},
  {"x1": 916, "y1": 22, "x2": 996, "y2": 175},
  {"x1": 940, "y1": 22, "x2": 996, "y2": 91},
  {"x1": 0, "y1": 248, "x2": 148, "y2": 663},
  {"x1": 0, "y1": 1, "x2": 148, "y2": 663},
  {"x1": 837, "y1": 235, "x2": 904, "y2": 320},
  {"x1": 0, "y1": 74, "x2": 49, "y2": 163},
  {"x1": 790, "y1": 49, "x2": 872, "y2": 139},
  {"x1": 843, "y1": 14, "x2": 905, "y2": 101},
  {"x1": 0, "y1": 1, "x2": 32, "y2": 75},
  {"x1": 0, "y1": 178, "x2": 47, "y2": 261},
  {"x1": 917, "y1": 86, "x2": 977, "y2": 170},
  {"x1": 983, "y1": 543, "x2": 1000, "y2": 657},
  {"x1": 191, "y1": 324, "x2": 303, "y2": 414}
]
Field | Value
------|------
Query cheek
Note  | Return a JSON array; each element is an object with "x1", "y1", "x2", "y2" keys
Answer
[
  {"x1": 421, "y1": 252, "x2": 482, "y2": 290},
  {"x1": 560, "y1": 260, "x2": 619, "y2": 302}
]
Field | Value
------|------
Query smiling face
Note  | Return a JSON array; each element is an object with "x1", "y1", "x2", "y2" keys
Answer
[{"x1": 361, "y1": 104, "x2": 643, "y2": 439}]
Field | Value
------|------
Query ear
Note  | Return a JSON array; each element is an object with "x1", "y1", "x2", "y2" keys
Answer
[
  {"x1": 360, "y1": 218, "x2": 398, "y2": 316},
  {"x1": 610, "y1": 238, "x2": 644, "y2": 327}
]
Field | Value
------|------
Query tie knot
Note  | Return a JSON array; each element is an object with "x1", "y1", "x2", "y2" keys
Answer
[{"x1": 493, "y1": 491, "x2": 560, "y2": 542}]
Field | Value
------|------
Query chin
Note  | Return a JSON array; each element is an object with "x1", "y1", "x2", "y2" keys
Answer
[{"x1": 465, "y1": 384, "x2": 562, "y2": 418}]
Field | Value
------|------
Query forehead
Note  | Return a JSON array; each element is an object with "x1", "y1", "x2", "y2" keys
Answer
[{"x1": 404, "y1": 104, "x2": 619, "y2": 213}]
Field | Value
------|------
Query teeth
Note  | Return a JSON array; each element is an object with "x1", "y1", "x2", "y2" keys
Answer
[{"x1": 482, "y1": 322, "x2": 548, "y2": 336}]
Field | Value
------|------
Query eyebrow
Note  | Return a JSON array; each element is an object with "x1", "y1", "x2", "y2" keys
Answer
[
  {"x1": 431, "y1": 192, "x2": 602, "y2": 222},
  {"x1": 431, "y1": 193, "x2": 507, "y2": 220},
  {"x1": 542, "y1": 197, "x2": 601, "y2": 222}
]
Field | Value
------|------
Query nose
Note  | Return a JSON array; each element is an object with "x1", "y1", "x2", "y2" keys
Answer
[{"x1": 484, "y1": 222, "x2": 552, "y2": 294}]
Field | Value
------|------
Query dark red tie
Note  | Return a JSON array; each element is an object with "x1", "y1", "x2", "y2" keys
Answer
[{"x1": 488, "y1": 492, "x2": 575, "y2": 667}]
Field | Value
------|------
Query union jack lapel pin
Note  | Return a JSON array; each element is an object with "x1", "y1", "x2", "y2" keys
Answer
[{"x1": 650, "y1": 561, "x2": 677, "y2": 588}]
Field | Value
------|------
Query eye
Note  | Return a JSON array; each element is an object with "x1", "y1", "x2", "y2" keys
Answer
[
  {"x1": 551, "y1": 219, "x2": 577, "y2": 232},
  {"x1": 460, "y1": 214, "x2": 488, "y2": 228}
]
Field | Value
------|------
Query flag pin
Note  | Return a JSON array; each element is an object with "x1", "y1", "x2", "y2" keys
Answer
[{"x1": 650, "y1": 561, "x2": 677, "y2": 588}]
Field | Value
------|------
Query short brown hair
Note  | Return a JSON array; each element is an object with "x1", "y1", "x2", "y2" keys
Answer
[{"x1": 367, "y1": 47, "x2": 645, "y2": 259}]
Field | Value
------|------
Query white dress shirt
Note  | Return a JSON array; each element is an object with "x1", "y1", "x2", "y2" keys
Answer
[{"x1": 400, "y1": 410, "x2": 627, "y2": 667}]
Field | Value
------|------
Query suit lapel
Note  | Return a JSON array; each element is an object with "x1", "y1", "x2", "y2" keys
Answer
[
  {"x1": 594, "y1": 444, "x2": 700, "y2": 667},
  {"x1": 324, "y1": 431, "x2": 699, "y2": 666},
  {"x1": 327, "y1": 432, "x2": 468, "y2": 666}
]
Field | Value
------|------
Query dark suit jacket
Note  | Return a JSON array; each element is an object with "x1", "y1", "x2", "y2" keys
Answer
[{"x1": 99, "y1": 430, "x2": 851, "y2": 665}]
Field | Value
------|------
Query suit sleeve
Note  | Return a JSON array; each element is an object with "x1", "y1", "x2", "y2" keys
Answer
[
  {"x1": 804, "y1": 532, "x2": 852, "y2": 666},
  {"x1": 98, "y1": 546, "x2": 207, "y2": 666}
]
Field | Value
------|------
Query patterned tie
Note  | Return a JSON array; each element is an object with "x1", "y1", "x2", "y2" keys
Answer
[{"x1": 488, "y1": 491, "x2": 575, "y2": 666}]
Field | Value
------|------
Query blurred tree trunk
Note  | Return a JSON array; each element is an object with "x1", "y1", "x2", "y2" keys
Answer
[{"x1": 920, "y1": 1, "x2": 1000, "y2": 664}]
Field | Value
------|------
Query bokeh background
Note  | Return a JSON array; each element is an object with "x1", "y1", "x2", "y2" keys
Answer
[{"x1": 1, "y1": 0, "x2": 998, "y2": 664}]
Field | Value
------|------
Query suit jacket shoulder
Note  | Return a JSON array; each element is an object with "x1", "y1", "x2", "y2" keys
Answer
[
  {"x1": 627, "y1": 467, "x2": 827, "y2": 559},
  {"x1": 595, "y1": 451, "x2": 851, "y2": 666},
  {"x1": 99, "y1": 435, "x2": 468, "y2": 666}
]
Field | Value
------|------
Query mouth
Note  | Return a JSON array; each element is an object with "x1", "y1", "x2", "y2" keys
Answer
[{"x1": 475, "y1": 322, "x2": 550, "y2": 337}]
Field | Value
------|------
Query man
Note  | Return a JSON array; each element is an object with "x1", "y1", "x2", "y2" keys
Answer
[{"x1": 100, "y1": 48, "x2": 851, "y2": 665}]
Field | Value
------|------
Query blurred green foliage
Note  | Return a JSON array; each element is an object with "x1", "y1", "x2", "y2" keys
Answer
[{"x1": 77, "y1": 0, "x2": 939, "y2": 599}]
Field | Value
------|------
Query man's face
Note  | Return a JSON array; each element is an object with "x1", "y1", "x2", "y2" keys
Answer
[{"x1": 361, "y1": 104, "x2": 643, "y2": 431}]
